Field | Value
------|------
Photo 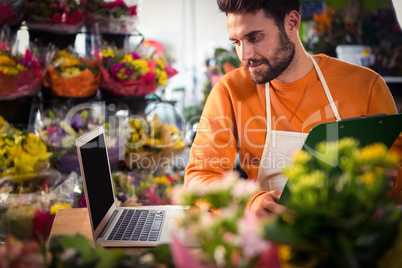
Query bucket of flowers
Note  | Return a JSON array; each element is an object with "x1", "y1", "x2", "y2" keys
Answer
[
  {"x1": 43, "y1": 48, "x2": 100, "y2": 98},
  {"x1": 25, "y1": 0, "x2": 84, "y2": 49},
  {"x1": 124, "y1": 114, "x2": 187, "y2": 171},
  {"x1": 84, "y1": 0, "x2": 138, "y2": 35},
  {"x1": 0, "y1": 43, "x2": 44, "y2": 100},
  {"x1": 34, "y1": 103, "x2": 122, "y2": 174},
  {"x1": 99, "y1": 47, "x2": 177, "y2": 97}
]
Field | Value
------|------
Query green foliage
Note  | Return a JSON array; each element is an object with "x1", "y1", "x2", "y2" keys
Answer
[{"x1": 264, "y1": 138, "x2": 402, "y2": 267}]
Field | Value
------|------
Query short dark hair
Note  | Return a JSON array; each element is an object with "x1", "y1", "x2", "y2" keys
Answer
[{"x1": 217, "y1": 0, "x2": 301, "y2": 29}]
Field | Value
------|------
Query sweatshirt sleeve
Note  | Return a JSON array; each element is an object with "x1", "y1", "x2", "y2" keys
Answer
[{"x1": 184, "y1": 81, "x2": 239, "y2": 189}]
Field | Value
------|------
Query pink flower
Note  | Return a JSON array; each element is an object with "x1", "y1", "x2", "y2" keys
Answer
[
  {"x1": 0, "y1": 235, "x2": 44, "y2": 268},
  {"x1": 105, "y1": 0, "x2": 127, "y2": 9},
  {"x1": 129, "y1": 5, "x2": 137, "y2": 16}
]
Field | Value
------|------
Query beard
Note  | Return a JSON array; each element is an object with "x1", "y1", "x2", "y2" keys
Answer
[{"x1": 244, "y1": 32, "x2": 296, "y2": 84}]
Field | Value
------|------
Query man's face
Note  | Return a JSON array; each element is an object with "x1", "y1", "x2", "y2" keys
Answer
[{"x1": 227, "y1": 10, "x2": 295, "y2": 84}]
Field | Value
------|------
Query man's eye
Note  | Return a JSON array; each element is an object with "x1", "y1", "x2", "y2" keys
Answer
[
  {"x1": 250, "y1": 36, "x2": 261, "y2": 42},
  {"x1": 232, "y1": 40, "x2": 240, "y2": 46}
]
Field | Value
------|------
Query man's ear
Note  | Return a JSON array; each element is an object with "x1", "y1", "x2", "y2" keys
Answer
[{"x1": 285, "y1": 10, "x2": 301, "y2": 36}]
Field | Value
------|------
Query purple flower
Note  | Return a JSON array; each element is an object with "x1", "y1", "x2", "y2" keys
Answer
[
  {"x1": 71, "y1": 114, "x2": 84, "y2": 132},
  {"x1": 124, "y1": 67, "x2": 134, "y2": 76},
  {"x1": 129, "y1": 52, "x2": 141, "y2": 60}
]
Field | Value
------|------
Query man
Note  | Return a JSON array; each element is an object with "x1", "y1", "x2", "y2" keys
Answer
[{"x1": 185, "y1": 0, "x2": 402, "y2": 218}]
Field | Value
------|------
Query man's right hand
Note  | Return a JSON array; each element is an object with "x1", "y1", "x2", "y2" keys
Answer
[{"x1": 249, "y1": 190, "x2": 286, "y2": 218}]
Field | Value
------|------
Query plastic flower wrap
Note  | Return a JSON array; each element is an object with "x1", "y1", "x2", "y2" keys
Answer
[
  {"x1": 99, "y1": 47, "x2": 177, "y2": 97},
  {"x1": 34, "y1": 103, "x2": 122, "y2": 174},
  {"x1": 85, "y1": 0, "x2": 138, "y2": 34},
  {"x1": 0, "y1": 43, "x2": 44, "y2": 100},
  {"x1": 171, "y1": 172, "x2": 281, "y2": 268},
  {"x1": 44, "y1": 49, "x2": 100, "y2": 97},
  {"x1": 263, "y1": 138, "x2": 402, "y2": 267},
  {"x1": 112, "y1": 170, "x2": 183, "y2": 206},
  {"x1": 25, "y1": 0, "x2": 84, "y2": 33},
  {"x1": 0, "y1": 0, "x2": 27, "y2": 26},
  {"x1": 124, "y1": 114, "x2": 187, "y2": 171}
]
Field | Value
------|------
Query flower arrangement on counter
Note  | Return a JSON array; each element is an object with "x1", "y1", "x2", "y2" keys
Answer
[
  {"x1": 0, "y1": 0, "x2": 27, "y2": 26},
  {"x1": 43, "y1": 49, "x2": 100, "y2": 97},
  {"x1": 99, "y1": 47, "x2": 177, "y2": 97},
  {"x1": 85, "y1": 0, "x2": 138, "y2": 34},
  {"x1": 263, "y1": 138, "x2": 402, "y2": 267},
  {"x1": 35, "y1": 104, "x2": 121, "y2": 174},
  {"x1": 124, "y1": 115, "x2": 187, "y2": 171},
  {"x1": 0, "y1": 44, "x2": 44, "y2": 100},
  {"x1": 25, "y1": 0, "x2": 84, "y2": 33},
  {"x1": 112, "y1": 170, "x2": 183, "y2": 206}
]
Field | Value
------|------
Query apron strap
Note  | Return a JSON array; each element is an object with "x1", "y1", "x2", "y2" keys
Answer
[{"x1": 309, "y1": 54, "x2": 342, "y2": 121}]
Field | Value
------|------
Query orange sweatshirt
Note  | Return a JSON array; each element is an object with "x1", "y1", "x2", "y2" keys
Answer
[{"x1": 185, "y1": 54, "x2": 402, "y2": 199}]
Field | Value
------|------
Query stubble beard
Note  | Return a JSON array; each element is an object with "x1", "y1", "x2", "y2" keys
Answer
[{"x1": 245, "y1": 32, "x2": 296, "y2": 85}]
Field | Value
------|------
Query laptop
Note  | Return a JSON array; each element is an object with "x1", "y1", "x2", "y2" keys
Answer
[{"x1": 76, "y1": 126, "x2": 187, "y2": 247}]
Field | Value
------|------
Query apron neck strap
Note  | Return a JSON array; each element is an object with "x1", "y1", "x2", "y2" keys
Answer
[
  {"x1": 309, "y1": 54, "x2": 341, "y2": 121},
  {"x1": 265, "y1": 54, "x2": 342, "y2": 127}
]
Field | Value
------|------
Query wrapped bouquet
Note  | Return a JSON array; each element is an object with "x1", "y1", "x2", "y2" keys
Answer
[
  {"x1": 85, "y1": 0, "x2": 138, "y2": 34},
  {"x1": 124, "y1": 114, "x2": 187, "y2": 171},
  {"x1": 43, "y1": 49, "x2": 100, "y2": 97},
  {"x1": 25, "y1": 0, "x2": 84, "y2": 33},
  {"x1": 35, "y1": 103, "x2": 121, "y2": 173},
  {"x1": 0, "y1": 0, "x2": 26, "y2": 26},
  {"x1": 0, "y1": 44, "x2": 43, "y2": 100},
  {"x1": 0, "y1": 125, "x2": 52, "y2": 181},
  {"x1": 99, "y1": 47, "x2": 177, "y2": 97}
]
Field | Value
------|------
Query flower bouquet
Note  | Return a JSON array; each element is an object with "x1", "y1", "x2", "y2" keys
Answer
[
  {"x1": 124, "y1": 114, "x2": 187, "y2": 171},
  {"x1": 171, "y1": 172, "x2": 282, "y2": 268},
  {"x1": 43, "y1": 49, "x2": 100, "y2": 98},
  {"x1": 85, "y1": 0, "x2": 138, "y2": 34},
  {"x1": 263, "y1": 138, "x2": 402, "y2": 267},
  {"x1": 112, "y1": 170, "x2": 183, "y2": 206},
  {"x1": 99, "y1": 48, "x2": 177, "y2": 97},
  {"x1": 0, "y1": 131, "x2": 52, "y2": 182},
  {"x1": 0, "y1": 44, "x2": 43, "y2": 100},
  {"x1": 0, "y1": 0, "x2": 26, "y2": 26},
  {"x1": 25, "y1": 0, "x2": 84, "y2": 34},
  {"x1": 34, "y1": 103, "x2": 122, "y2": 174}
]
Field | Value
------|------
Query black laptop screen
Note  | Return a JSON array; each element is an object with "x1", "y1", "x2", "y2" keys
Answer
[{"x1": 79, "y1": 133, "x2": 115, "y2": 231}]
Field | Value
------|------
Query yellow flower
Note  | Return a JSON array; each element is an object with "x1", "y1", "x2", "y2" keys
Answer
[
  {"x1": 8, "y1": 145, "x2": 25, "y2": 158},
  {"x1": 362, "y1": 171, "x2": 375, "y2": 184},
  {"x1": 60, "y1": 67, "x2": 82, "y2": 78},
  {"x1": 132, "y1": 59, "x2": 150, "y2": 75},
  {"x1": 360, "y1": 143, "x2": 388, "y2": 162},
  {"x1": 0, "y1": 55, "x2": 15, "y2": 66},
  {"x1": 102, "y1": 49, "x2": 115, "y2": 58},
  {"x1": 156, "y1": 59, "x2": 165, "y2": 69},
  {"x1": 155, "y1": 175, "x2": 171, "y2": 185},
  {"x1": 50, "y1": 202, "x2": 72, "y2": 215},
  {"x1": 23, "y1": 133, "x2": 52, "y2": 160},
  {"x1": 122, "y1": 54, "x2": 135, "y2": 65},
  {"x1": 13, "y1": 154, "x2": 37, "y2": 174},
  {"x1": 157, "y1": 70, "x2": 168, "y2": 85},
  {"x1": 0, "y1": 66, "x2": 20, "y2": 76},
  {"x1": 61, "y1": 58, "x2": 81, "y2": 67}
]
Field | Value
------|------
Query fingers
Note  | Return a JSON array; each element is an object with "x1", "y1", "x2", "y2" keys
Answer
[{"x1": 249, "y1": 191, "x2": 286, "y2": 219}]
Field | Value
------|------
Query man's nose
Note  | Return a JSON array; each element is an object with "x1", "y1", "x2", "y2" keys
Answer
[{"x1": 238, "y1": 43, "x2": 254, "y2": 62}]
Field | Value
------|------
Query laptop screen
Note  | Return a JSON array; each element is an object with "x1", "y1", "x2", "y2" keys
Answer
[{"x1": 79, "y1": 133, "x2": 115, "y2": 231}]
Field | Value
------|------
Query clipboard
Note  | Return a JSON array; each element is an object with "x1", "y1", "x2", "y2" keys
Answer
[{"x1": 278, "y1": 113, "x2": 402, "y2": 206}]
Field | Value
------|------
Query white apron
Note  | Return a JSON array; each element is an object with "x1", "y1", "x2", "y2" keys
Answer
[{"x1": 256, "y1": 55, "x2": 342, "y2": 192}]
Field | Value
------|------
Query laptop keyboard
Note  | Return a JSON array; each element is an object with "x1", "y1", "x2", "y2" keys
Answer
[{"x1": 107, "y1": 209, "x2": 165, "y2": 242}]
